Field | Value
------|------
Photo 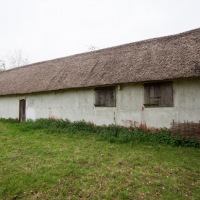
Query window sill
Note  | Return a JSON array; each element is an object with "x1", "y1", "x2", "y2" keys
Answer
[
  {"x1": 94, "y1": 104, "x2": 116, "y2": 107},
  {"x1": 144, "y1": 104, "x2": 174, "y2": 108}
]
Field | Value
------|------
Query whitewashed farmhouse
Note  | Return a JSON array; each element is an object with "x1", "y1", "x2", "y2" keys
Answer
[{"x1": 0, "y1": 28, "x2": 200, "y2": 137}]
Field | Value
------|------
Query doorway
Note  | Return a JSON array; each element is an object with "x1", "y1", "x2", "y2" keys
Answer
[{"x1": 19, "y1": 99, "x2": 26, "y2": 122}]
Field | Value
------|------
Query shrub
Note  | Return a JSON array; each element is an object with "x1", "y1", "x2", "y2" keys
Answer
[
  {"x1": 0, "y1": 118, "x2": 199, "y2": 148},
  {"x1": 0, "y1": 118, "x2": 18, "y2": 123}
]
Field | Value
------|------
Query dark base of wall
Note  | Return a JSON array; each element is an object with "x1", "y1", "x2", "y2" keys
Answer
[{"x1": 171, "y1": 121, "x2": 200, "y2": 140}]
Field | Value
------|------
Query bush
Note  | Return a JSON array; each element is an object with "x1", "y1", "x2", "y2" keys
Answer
[
  {"x1": 0, "y1": 118, "x2": 18, "y2": 123},
  {"x1": 0, "y1": 118, "x2": 199, "y2": 148}
]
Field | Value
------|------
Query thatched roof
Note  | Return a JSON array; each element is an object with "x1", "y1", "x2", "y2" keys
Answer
[{"x1": 0, "y1": 28, "x2": 200, "y2": 96}]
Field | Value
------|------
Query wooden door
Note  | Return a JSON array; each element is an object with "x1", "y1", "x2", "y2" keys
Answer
[{"x1": 19, "y1": 99, "x2": 26, "y2": 122}]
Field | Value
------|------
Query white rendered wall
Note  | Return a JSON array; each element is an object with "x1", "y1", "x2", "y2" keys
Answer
[
  {"x1": 0, "y1": 79, "x2": 199, "y2": 128},
  {"x1": 0, "y1": 96, "x2": 19, "y2": 119}
]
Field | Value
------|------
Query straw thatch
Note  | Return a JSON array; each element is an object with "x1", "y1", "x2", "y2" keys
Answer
[{"x1": 0, "y1": 28, "x2": 200, "y2": 96}]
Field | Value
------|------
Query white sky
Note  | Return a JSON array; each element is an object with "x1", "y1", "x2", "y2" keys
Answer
[{"x1": 0, "y1": 0, "x2": 200, "y2": 65}]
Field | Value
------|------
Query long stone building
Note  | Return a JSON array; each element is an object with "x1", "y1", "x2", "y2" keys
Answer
[{"x1": 0, "y1": 28, "x2": 200, "y2": 137}]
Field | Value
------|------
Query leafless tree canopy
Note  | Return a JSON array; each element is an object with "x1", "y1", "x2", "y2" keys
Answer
[
  {"x1": 0, "y1": 50, "x2": 29, "y2": 70},
  {"x1": 5, "y1": 50, "x2": 29, "y2": 69},
  {"x1": 0, "y1": 60, "x2": 5, "y2": 71},
  {"x1": 87, "y1": 45, "x2": 99, "y2": 51}
]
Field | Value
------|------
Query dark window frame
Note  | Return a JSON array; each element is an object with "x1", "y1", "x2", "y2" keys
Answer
[
  {"x1": 144, "y1": 82, "x2": 173, "y2": 107},
  {"x1": 94, "y1": 86, "x2": 116, "y2": 107}
]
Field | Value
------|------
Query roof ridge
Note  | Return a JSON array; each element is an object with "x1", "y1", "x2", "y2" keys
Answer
[{"x1": 1, "y1": 27, "x2": 199, "y2": 74}]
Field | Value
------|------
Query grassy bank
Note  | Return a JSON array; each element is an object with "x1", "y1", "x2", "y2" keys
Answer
[
  {"x1": 0, "y1": 119, "x2": 200, "y2": 199},
  {"x1": 2, "y1": 118, "x2": 199, "y2": 147}
]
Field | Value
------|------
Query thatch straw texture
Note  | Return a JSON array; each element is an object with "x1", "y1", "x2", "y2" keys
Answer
[{"x1": 0, "y1": 28, "x2": 199, "y2": 96}]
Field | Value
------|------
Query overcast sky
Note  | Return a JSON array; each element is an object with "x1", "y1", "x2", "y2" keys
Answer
[{"x1": 0, "y1": 0, "x2": 200, "y2": 66}]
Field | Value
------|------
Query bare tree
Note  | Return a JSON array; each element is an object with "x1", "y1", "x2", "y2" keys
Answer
[
  {"x1": 5, "y1": 49, "x2": 29, "y2": 69},
  {"x1": 0, "y1": 60, "x2": 6, "y2": 71},
  {"x1": 87, "y1": 45, "x2": 99, "y2": 52}
]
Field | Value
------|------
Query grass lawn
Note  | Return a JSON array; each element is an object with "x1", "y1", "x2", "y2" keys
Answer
[{"x1": 0, "y1": 121, "x2": 200, "y2": 199}]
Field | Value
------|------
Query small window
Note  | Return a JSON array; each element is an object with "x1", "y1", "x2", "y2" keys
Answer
[
  {"x1": 144, "y1": 82, "x2": 173, "y2": 107},
  {"x1": 94, "y1": 87, "x2": 116, "y2": 107}
]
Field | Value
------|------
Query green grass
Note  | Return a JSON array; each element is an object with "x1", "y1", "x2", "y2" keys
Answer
[{"x1": 0, "y1": 120, "x2": 200, "y2": 199}]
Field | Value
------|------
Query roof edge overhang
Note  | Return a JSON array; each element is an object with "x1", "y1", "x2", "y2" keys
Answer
[{"x1": 0, "y1": 77, "x2": 199, "y2": 97}]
